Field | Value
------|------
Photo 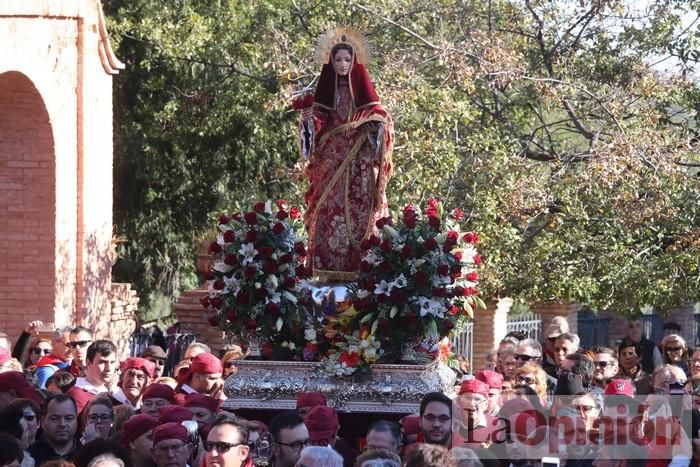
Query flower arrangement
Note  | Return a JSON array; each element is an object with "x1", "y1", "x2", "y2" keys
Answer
[
  {"x1": 200, "y1": 200, "x2": 313, "y2": 360},
  {"x1": 350, "y1": 198, "x2": 484, "y2": 358}
]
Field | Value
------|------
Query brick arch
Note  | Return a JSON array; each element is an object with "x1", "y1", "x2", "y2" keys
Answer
[{"x1": 0, "y1": 71, "x2": 56, "y2": 334}]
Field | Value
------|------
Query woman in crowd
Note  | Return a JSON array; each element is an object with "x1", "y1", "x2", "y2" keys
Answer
[
  {"x1": 617, "y1": 337, "x2": 653, "y2": 395},
  {"x1": 81, "y1": 396, "x2": 114, "y2": 444},
  {"x1": 221, "y1": 346, "x2": 244, "y2": 379},
  {"x1": 23, "y1": 339, "x2": 52, "y2": 371},
  {"x1": 513, "y1": 363, "x2": 549, "y2": 409},
  {"x1": 7, "y1": 399, "x2": 40, "y2": 447},
  {"x1": 661, "y1": 334, "x2": 689, "y2": 375}
]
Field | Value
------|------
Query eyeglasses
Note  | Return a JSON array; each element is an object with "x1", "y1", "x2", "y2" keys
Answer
[
  {"x1": 691, "y1": 358, "x2": 700, "y2": 364},
  {"x1": 422, "y1": 414, "x2": 451, "y2": 423},
  {"x1": 514, "y1": 354, "x2": 539, "y2": 362},
  {"x1": 595, "y1": 361, "x2": 613, "y2": 368},
  {"x1": 88, "y1": 414, "x2": 113, "y2": 423},
  {"x1": 665, "y1": 347, "x2": 683, "y2": 352},
  {"x1": 203, "y1": 441, "x2": 245, "y2": 453},
  {"x1": 68, "y1": 340, "x2": 91, "y2": 349},
  {"x1": 273, "y1": 438, "x2": 309, "y2": 452},
  {"x1": 32, "y1": 348, "x2": 51, "y2": 356},
  {"x1": 517, "y1": 376, "x2": 536, "y2": 385}
]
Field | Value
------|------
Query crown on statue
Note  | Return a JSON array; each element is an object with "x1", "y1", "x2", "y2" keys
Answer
[{"x1": 314, "y1": 26, "x2": 372, "y2": 65}]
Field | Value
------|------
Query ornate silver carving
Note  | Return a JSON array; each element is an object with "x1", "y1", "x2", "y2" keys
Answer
[{"x1": 223, "y1": 360, "x2": 449, "y2": 413}]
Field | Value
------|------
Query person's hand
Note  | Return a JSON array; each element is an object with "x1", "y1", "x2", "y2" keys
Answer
[
  {"x1": 82, "y1": 423, "x2": 100, "y2": 443},
  {"x1": 24, "y1": 320, "x2": 43, "y2": 335}
]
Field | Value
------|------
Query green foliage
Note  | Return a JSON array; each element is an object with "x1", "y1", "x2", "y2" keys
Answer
[{"x1": 106, "y1": 0, "x2": 699, "y2": 318}]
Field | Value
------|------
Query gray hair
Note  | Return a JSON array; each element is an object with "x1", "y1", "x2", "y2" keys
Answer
[
  {"x1": 187, "y1": 342, "x2": 211, "y2": 353},
  {"x1": 298, "y1": 446, "x2": 343, "y2": 467},
  {"x1": 452, "y1": 447, "x2": 484, "y2": 467},
  {"x1": 87, "y1": 454, "x2": 125, "y2": 467},
  {"x1": 518, "y1": 338, "x2": 542, "y2": 357},
  {"x1": 555, "y1": 332, "x2": 580, "y2": 349}
]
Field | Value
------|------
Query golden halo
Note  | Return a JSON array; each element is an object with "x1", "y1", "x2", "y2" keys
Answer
[{"x1": 314, "y1": 26, "x2": 371, "y2": 65}]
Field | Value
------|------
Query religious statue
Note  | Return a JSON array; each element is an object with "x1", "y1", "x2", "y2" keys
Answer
[{"x1": 298, "y1": 27, "x2": 394, "y2": 281}]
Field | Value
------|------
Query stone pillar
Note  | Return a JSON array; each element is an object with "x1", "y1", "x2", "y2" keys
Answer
[
  {"x1": 107, "y1": 283, "x2": 139, "y2": 359},
  {"x1": 472, "y1": 297, "x2": 513, "y2": 371},
  {"x1": 531, "y1": 302, "x2": 581, "y2": 336}
]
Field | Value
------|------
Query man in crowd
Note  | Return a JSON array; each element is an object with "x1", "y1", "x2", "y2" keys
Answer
[
  {"x1": 418, "y1": 392, "x2": 453, "y2": 448},
  {"x1": 151, "y1": 423, "x2": 193, "y2": 467},
  {"x1": 142, "y1": 345, "x2": 167, "y2": 379},
  {"x1": 28, "y1": 394, "x2": 81, "y2": 464},
  {"x1": 542, "y1": 317, "x2": 569, "y2": 377},
  {"x1": 203, "y1": 413, "x2": 250, "y2": 467},
  {"x1": 141, "y1": 383, "x2": 176, "y2": 418},
  {"x1": 74, "y1": 340, "x2": 118, "y2": 394},
  {"x1": 184, "y1": 343, "x2": 211, "y2": 361},
  {"x1": 269, "y1": 412, "x2": 310, "y2": 467},
  {"x1": 112, "y1": 357, "x2": 155, "y2": 409},
  {"x1": 122, "y1": 413, "x2": 159, "y2": 467},
  {"x1": 553, "y1": 333, "x2": 580, "y2": 375},
  {"x1": 365, "y1": 420, "x2": 402, "y2": 455},
  {"x1": 175, "y1": 352, "x2": 225, "y2": 405},
  {"x1": 304, "y1": 406, "x2": 356, "y2": 467},
  {"x1": 590, "y1": 346, "x2": 620, "y2": 394},
  {"x1": 67, "y1": 326, "x2": 94, "y2": 376},
  {"x1": 617, "y1": 337, "x2": 653, "y2": 395},
  {"x1": 455, "y1": 379, "x2": 497, "y2": 448},
  {"x1": 35, "y1": 327, "x2": 73, "y2": 388},
  {"x1": 626, "y1": 319, "x2": 662, "y2": 373},
  {"x1": 185, "y1": 393, "x2": 220, "y2": 429},
  {"x1": 475, "y1": 370, "x2": 504, "y2": 416},
  {"x1": 296, "y1": 391, "x2": 327, "y2": 421}
]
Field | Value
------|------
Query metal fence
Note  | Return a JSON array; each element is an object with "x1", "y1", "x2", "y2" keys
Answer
[
  {"x1": 128, "y1": 327, "x2": 197, "y2": 377},
  {"x1": 453, "y1": 322, "x2": 474, "y2": 371},
  {"x1": 506, "y1": 313, "x2": 542, "y2": 341},
  {"x1": 577, "y1": 315, "x2": 611, "y2": 349},
  {"x1": 695, "y1": 314, "x2": 700, "y2": 347}
]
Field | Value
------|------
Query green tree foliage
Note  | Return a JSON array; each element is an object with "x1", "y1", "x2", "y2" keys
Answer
[{"x1": 105, "y1": 0, "x2": 700, "y2": 316}]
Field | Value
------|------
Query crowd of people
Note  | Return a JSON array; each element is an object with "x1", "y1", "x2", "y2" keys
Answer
[{"x1": 0, "y1": 316, "x2": 699, "y2": 467}]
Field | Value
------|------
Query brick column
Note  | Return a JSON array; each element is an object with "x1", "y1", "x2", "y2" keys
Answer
[{"x1": 472, "y1": 297, "x2": 513, "y2": 371}]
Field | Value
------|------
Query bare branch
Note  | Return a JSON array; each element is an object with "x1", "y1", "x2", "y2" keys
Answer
[{"x1": 350, "y1": 1, "x2": 440, "y2": 50}]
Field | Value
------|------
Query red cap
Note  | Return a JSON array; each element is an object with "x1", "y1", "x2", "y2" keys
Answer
[
  {"x1": 190, "y1": 353, "x2": 223, "y2": 374},
  {"x1": 122, "y1": 414, "x2": 159, "y2": 445},
  {"x1": 0, "y1": 347, "x2": 10, "y2": 365},
  {"x1": 605, "y1": 379, "x2": 634, "y2": 397},
  {"x1": 152, "y1": 422, "x2": 189, "y2": 446},
  {"x1": 296, "y1": 391, "x2": 328, "y2": 410},
  {"x1": 142, "y1": 384, "x2": 176, "y2": 403},
  {"x1": 459, "y1": 378, "x2": 490, "y2": 397},
  {"x1": 305, "y1": 406, "x2": 339, "y2": 443},
  {"x1": 122, "y1": 357, "x2": 156, "y2": 379},
  {"x1": 0, "y1": 371, "x2": 43, "y2": 406},
  {"x1": 400, "y1": 415, "x2": 421, "y2": 436},
  {"x1": 184, "y1": 393, "x2": 220, "y2": 413},
  {"x1": 475, "y1": 370, "x2": 504, "y2": 389},
  {"x1": 159, "y1": 405, "x2": 193, "y2": 424}
]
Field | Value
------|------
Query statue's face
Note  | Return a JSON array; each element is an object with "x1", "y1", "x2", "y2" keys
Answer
[{"x1": 332, "y1": 49, "x2": 352, "y2": 76}]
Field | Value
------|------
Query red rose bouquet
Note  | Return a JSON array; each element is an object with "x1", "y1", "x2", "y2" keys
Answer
[
  {"x1": 201, "y1": 200, "x2": 312, "y2": 360},
  {"x1": 351, "y1": 198, "x2": 484, "y2": 360}
]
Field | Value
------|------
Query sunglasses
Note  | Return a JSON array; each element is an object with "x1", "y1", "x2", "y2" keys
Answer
[
  {"x1": 595, "y1": 361, "x2": 612, "y2": 368},
  {"x1": 68, "y1": 340, "x2": 91, "y2": 349},
  {"x1": 665, "y1": 347, "x2": 683, "y2": 352},
  {"x1": 32, "y1": 348, "x2": 51, "y2": 356},
  {"x1": 517, "y1": 376, "x2": 536, "y2": 385},
  {"x1": 514, "y1": 354, "x2": 538, "y2": 362},
  {"x1": 224, "y1": 361, "x2": 237, "y2": 368},
  {"x1": 203, "y1": 441, "x2": 246, "y2": 453}
]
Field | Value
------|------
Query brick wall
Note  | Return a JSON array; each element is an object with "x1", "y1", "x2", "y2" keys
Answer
[
  {"x1": 107, "y1": 283, "x2": 139, "y2": 360},
  {"x1": 472, "y1": 297, "x2": 512, "y2": 371},
  {"x1": 0, "y1": 1, "x2": 126, "y2": 346},
  {"x1": 174, "y1": 289, "x2": 225, "y2": 354},
  {"x1": 0, "y1": 71, "x2": 57, "y2": 340}
]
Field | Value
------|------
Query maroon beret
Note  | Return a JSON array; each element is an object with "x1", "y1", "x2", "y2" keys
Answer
[
  {"x1": 152, "y1": 422, "x2": 189, "y2": 445},
  {"x1": 122, "y1": 414, "x2": 159, "y2": 445},
  {"x1": 142, "y1": 384, "x2": 175, "y2": 403},
  {"x1": 122, "y1": 357, "x2": 156, "y2": 379}
]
